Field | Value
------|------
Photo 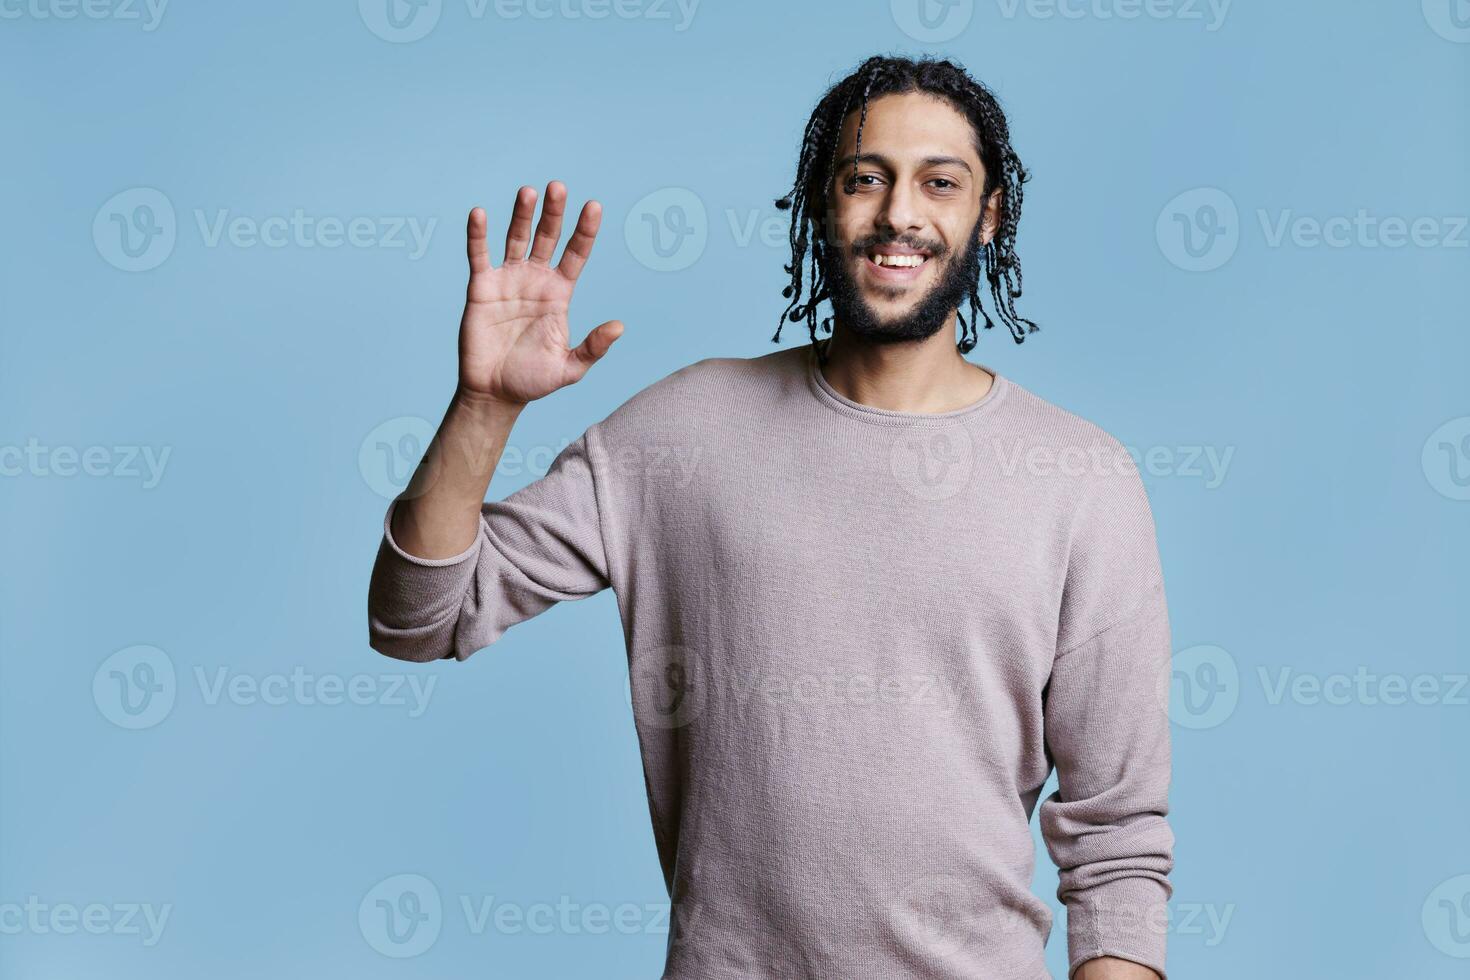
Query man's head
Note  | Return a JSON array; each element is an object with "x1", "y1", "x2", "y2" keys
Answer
[{"x1": 773, "y1": 56, "x2": 1038, "y2": 358}]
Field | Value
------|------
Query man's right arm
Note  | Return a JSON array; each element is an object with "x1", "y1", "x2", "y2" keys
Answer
[
  {"x1": 367, "y1": 183, "x2": 624, "y2": 662},
  {"x1": 390, "y1": 387, "x2": 525, "y2": 561}
]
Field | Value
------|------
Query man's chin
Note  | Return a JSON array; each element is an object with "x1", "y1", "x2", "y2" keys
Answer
[
  {"x1": 860, "y1": 306, "x2": 921, "y2": 334},
  {"x1": 833, "y1": 299, "x2": 947, "y2": 344}
]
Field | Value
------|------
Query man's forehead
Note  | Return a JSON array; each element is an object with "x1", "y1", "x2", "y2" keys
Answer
[{"x1": 834, "y1": 93, "x2": 981, "y2": 164}]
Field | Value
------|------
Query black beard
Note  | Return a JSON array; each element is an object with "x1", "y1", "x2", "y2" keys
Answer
[{"x1": 819, "y1": 219, "x2": 984, "y2": 345}]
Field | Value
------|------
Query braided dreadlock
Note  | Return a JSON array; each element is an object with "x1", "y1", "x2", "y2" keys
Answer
[{"x1": 773, "y1": 55, "x2": 1038, "y2": 361}]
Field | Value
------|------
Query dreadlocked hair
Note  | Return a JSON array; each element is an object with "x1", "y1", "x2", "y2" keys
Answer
[{"x1": 772, "y1": 54, "x2": 1039, "y2": 360}]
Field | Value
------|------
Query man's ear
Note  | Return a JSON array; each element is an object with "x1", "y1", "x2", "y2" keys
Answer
[{"x1": 979, "y1": 189, "x2": 1003, "y2": 246}]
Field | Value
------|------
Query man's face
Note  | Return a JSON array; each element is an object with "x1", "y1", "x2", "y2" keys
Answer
[{"x1": 817, "y1": 91, "x2": 999, "y2": 344}]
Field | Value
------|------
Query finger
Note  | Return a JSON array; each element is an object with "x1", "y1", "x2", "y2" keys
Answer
[
  {"x1": 527, "y1": 180, "x2": 568, "y2": 265},
  {"x1": 565, "y1": 319, "x2": 625, "y2": 381},
  {"x1": 556, "y1": 199, "x2": 602, "y2": 281},
  {"x1": 466, "y1": 207, "x2": 490, "y2": 274},
  {"x1": 503, "y1": 185, "x2": 537, "y2": 264}
]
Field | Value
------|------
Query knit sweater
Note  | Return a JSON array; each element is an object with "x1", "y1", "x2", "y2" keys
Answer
[{"x1": 367, "y1": 343, "x2": 1175, "y2": 979}]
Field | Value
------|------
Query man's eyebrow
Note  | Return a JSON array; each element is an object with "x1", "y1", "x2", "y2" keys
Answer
[{"x1": 834, "y1": 153, "x2": 975, "y2": 175}]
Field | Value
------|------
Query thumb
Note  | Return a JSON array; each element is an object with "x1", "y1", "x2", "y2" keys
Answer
[{"x1": 565, "y1": 319, "x2": 625, "y2": 381}]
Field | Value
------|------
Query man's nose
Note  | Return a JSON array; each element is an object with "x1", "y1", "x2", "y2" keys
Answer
[{"x1": 877, "y1": 181, "x2": 924, "y2": 237}]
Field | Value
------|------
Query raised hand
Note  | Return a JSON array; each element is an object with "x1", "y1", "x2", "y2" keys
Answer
[{"x1": 457, "y1": 181, "x2": 624, "y2": 406}]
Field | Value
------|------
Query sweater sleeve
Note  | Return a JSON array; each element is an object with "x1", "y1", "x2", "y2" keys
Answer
[
  {"x1": 366, "y1": 429, "x2": 611, "y2": 663},
  {"x1": 1039, "y1": 454, "x2": 1175, "y2": 979}
]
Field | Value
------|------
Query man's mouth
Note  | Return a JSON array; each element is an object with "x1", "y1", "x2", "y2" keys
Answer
[{"x1": 863, "y1": 245, "x2": 933, "y2": 282}]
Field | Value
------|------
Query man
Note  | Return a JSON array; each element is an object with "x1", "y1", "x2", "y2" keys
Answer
[{"x1": 369, "y1": 55, "x2": 1174, "y2": 980}]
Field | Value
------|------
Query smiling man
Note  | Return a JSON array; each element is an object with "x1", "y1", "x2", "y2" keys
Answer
[{"x1": 368, "y1": 55, "x2": 1175, "y2": 980}]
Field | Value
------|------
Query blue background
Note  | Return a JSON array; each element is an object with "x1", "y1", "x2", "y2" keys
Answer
[{"x1": 3, "y1": 0, "x2": 1468, "y2": 976}]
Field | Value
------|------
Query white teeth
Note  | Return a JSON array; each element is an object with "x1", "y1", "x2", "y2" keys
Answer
[{"x1": 872, "y1": 253, "x2": 926, "y2": 268}]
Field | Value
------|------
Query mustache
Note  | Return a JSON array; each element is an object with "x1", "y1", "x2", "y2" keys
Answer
[{"x1": 843, "y1": 234, "x2": 949, "y2": 258}]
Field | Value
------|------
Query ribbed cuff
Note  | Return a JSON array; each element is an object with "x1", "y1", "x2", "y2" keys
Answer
[
  {"x1": 369, "y1": 498, "x2": 484, "y2": 631},
  {"x1": 1066, "y1": 876, "x2": 1171, "y2": 979}
]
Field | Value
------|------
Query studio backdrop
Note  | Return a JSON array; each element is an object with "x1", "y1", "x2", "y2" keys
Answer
[{"x1": 2, "y1": 2, "x2": 1468, "y2": 978}]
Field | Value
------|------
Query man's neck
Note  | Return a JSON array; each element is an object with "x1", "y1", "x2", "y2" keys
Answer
[{"x1": 816, "y1": 319, "x2": 994, "y2": 414}]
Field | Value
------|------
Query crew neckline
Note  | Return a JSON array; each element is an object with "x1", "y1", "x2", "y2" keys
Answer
[{"x1": 804, "y1": 341, "x2": 1010, "y2": 427}]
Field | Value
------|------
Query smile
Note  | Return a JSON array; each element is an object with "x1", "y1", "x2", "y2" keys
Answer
[{"x1": 863, "y1": 247, "x2": 932, "y2": 282}]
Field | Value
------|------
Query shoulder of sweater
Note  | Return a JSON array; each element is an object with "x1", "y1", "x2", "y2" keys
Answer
[
  {"x1": 998, "y1": 375, "x2": 1132, "y2": 461},
  {"x1": 996, "y1": 377, "x2": 1150, "y2": 519},
  {"x1": 588, "y1": 347, "x2": 800, "y2": 435}
]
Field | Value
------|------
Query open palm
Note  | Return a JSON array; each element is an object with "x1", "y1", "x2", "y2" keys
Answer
[{"x1": 457, "y1": 182, "x2": 623, "y2": 405}]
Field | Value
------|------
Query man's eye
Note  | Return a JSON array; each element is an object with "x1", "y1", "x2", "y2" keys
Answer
[
  {"x1": 929, "y1": 178, "x2": 957, "y2": 190},
  {"x1": 853, "y1": 174, "x2": 882, "y2": 186}
]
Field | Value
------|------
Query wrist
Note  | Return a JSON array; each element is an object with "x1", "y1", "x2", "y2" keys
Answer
[{"x1": 452, "y1": 383, "x2": 527, "y2": 420}]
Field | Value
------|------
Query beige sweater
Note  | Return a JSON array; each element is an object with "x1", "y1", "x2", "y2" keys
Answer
[{"x1": 368, "y1": 343, "x2": 1175, "y2": 979}]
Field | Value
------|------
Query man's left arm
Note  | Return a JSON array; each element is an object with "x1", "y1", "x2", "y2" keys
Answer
[{"x1": 1039, "y1": 448, "x2": 1176, "y2": 980}]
